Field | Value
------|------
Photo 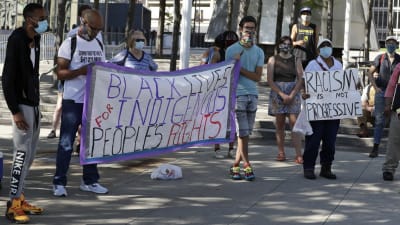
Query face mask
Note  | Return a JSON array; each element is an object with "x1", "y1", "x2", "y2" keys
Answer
[
  {"x1": 34, "y1": 20, "x2": 48, "y2": 34},
  {"x1": 386, "y1": 44, "x2": 397, "y2": 54},
  {"x1": 79, "y1": 17, "x2": 85, "y2": 25},
  {"x1": 319, "y1": 46, "x2": 332, "y2": 58},
  {"x1": 279, "y1": 44, "x2": 292, "y2": 54},
  {"x1": 239, "y1": 31, "x2": 254, "y2": 48},
  {"x1": 81, "y1": 24, "x2": 98, "y2": 41},
  {"x1": 301, "y1": 15, "x2": 311, "y2": 23},
  {"x1": 135, "y1": 41, "x2": 145, "y2": 50}
]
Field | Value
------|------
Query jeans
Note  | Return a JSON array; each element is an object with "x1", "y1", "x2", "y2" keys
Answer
[
  {"x1": 235, "y1": 95, "x2": 258, "y2": 137},
  {"x1": 53, "y1": 100, "x2": 99, "y2": 186},
  {"x1": 303, "y1": 119, "x2": 340, "y2": 170},
  {"x1": 373, "y1": 90, "x2": 386, "y2": 144},
  {"x1": 382, "y1": 113, "x2": 400, "y2": 173}
]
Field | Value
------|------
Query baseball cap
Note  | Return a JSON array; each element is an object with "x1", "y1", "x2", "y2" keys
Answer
[
  {"x1": 317, "y1": 38, "x2": 332, "y2": 48},
  {"x1": 300, "y1": 7, "x2": 312, "y2": 14},
  {"x1": 385, "y1": 36, "x2": 398, "y2": 42}
]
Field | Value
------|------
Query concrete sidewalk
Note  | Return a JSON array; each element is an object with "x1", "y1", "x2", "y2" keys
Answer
[{"x1": 0, "y1": 124, "x2": 398, "y2": 225}]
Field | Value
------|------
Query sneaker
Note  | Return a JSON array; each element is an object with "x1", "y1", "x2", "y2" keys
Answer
[
  {"x1": 47, "y1": 130, "x2": 56, "y2": 138},
  {"x1": 383, "y1": 171, "x2": 394, "y2": 181},
  {"x1": 53, "y1": 185, "x2": 68, "y2": 197},
  {"x1": 20, "y1": 193, "x2": 43, "y2": 214},
  {"x1": 80, "y1": 183, "x2": 109, "y2": 194},
  {"x1": 230, "y1": 166, "x2": 241, "y2": 180},
  {"x1": 227, "y1": 148, "x2": 235, "y2": 158},
  {"x1": 243, "y1": 166, "x2": 255, "y2": 181},
  {"x1": 6, "y1": 198, "x2": 30, "y2": 224},
  {"x1": 214, "y1": 150, "x2": 224, "y2": 159}
]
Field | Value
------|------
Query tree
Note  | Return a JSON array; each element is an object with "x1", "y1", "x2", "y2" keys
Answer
[
  {"x1": 256, "y1": 0, "x2": 262, "y2": 44},
  {"x1": 364, "y1": 0, "x2": 373, "y2": 61},
  {"x1": 388, "y1": 0, "x2": 394, "y2": 35},
  {"x1": 170, "y1": 0, "x2": 181, "y2": 71},
  {"x1": 274, "y1": 0, "x2": 284, "y2": 54},
  {"x1": 125, "y1": 0, "x2": 136, "y2": 36},
  {"x1": 327, "y1": 0, "x2": 333, "y2": 40},
  {"x1": 156, "y1": 0, "x2": 166, "y2": 56},
  {"x1": 93, "y1": 0, "x2": 99, "y2": 10},
  {"x1": 227, "y1": 0, "x2": 233, "y2": 30},
  {"x1": 237, "y1": 0, "x2": 250, "y2": 34}
]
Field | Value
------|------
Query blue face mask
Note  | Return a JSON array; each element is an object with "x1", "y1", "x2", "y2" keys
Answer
[
  {"x1": 319, "y1": 46, "x2": 332, "y2": 58},
  {"x1": 386, "y1": 44, "x2": 397, "y2": 54},
  {"x1": 34, "y1": 20, "x2": 48, "y2": 34}
]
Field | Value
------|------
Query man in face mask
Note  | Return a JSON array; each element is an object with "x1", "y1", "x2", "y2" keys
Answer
[
  {"x1": 67, "y1": 4, "x2": 103, "y2": 42},
  {"x1": 2, "y1": 3, "x2": 47, "y2": 223},
  {"x1": 225, "y1": 16, "x2": 265, "y2": 181},
  {"x1": 52, "y1": 9, "x2": 109, "y2": 198},
  {"x1": 367, "y1": 36, "x2": 400, "y2": 158},
  {"x1": 291, "y1": 7, "x2": 319, "y2": 68}
]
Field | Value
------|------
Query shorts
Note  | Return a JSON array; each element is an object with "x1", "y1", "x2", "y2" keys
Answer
[{"x1": 235, "y1": 95, "x2": 258, "y2": 137}]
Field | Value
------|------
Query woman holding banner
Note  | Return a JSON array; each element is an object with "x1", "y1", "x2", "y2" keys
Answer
[
  {"x1": 111, "y1": 29, "x2": 158, "y2": 71},
  {"x1": 267, "y1": 36, "x2": 303, "y2": 164},
  {"x1": 302, "y1": 38, "x2": 343, "y2": 180}
]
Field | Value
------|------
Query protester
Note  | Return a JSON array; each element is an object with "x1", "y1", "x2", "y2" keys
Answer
[
  {"x1": 1, "y1": 3, "x2": 47, "y2": 223},
  {"x1": 356, "y1": 82, "x2": 376, "y2": 138},
  {"x1": 226, "y1": 16, "x2": 264, "y2": 181},
  {"x1": 111, "y1": 29, "x2": 158, "y2": 71},
  {"x1": 382, "y1": 62, "x2": 400, "y2": 181},
  {"x1": 367, "y1": 36, "x2": 400, "y2": 158},
  {"x1": 267, "y1": 36, "x2": 303, "y2": 164},
  {"x1": 53, "y1": 9, "x2": 108, "y2": 197},
  {"x1": 47, "y1": 80, "x2": 63, "y2": 139},
  {"x1": 302, "y1": 38, "x2": 342, "y2": 180},
  {"x1": 290, "y1": 6, "x2": 319, "y2": 68},
  {"x1": 67, "y1": 4, "x2": 102, "y2": 41},
  {"x1": 200, "y1": 31, "x2": 239, "y2": 159}
]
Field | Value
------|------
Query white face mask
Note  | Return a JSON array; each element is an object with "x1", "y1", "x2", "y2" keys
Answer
[
  {"x1": 301, "y1": 15, "x2": 311, "y2": 23},
  {"x1": 135, "y1": 41, "x2": 145, "y2": 50}
]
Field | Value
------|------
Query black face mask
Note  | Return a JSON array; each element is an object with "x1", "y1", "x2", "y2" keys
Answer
[{"x1": 279, "y1": 44, "x2": 293, "y2": 53}]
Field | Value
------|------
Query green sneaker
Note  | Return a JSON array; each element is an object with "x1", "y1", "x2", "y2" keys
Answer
[
  {"x1": 243, "y1": 166, "x2": 255, "y2": 181},
  {"x1": 230, "y1": 166, "x2": 241, "y2": 180}
]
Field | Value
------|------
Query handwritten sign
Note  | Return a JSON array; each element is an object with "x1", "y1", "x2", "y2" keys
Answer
[
  {"x1": 80, "y1": 60, "x2": 239, "y2": 164},
  {"x1": 304, "y1": 68, "x2": 362, "y2": 121}
]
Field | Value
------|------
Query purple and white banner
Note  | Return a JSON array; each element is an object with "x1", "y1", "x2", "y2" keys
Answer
[{"x1": 80, "y1": 60, "x2": 240, "y2": 165}]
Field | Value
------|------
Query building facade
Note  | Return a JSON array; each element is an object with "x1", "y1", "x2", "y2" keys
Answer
[{"x1": 373, "y1": 0, "x2": 400, "y2": 44}]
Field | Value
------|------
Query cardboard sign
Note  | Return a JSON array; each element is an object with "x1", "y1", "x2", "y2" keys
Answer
[{"x1": 304, "y1": 68, "x2": 362, "y2": 121}]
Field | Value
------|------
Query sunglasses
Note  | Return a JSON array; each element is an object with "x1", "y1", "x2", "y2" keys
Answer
[{"x1": 135, "y1": 39, "x2": 145, "y2": 42}]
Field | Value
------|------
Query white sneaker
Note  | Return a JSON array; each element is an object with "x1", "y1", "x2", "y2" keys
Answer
[
  {"x1": 80, "y1": 183, "x2": 109, "y2": 194},
  {"x1": 214, "y1": 150, "x2": 225, "y2": 159},
  {"x1": 53, "y1": 185, "x2": 68, "y2": 197}
]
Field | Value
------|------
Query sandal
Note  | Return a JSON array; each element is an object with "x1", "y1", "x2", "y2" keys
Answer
[
  {"x1": 295, "y1": 155, "x2": 303, "y2": 164},
  {"x1": 276, "y1": 152, "x2": 286, "y2": 161}
]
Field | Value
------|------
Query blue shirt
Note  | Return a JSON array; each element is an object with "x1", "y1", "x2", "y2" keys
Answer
[
  {"x1": 226, "y1": 42, "x2": 265, "y2": 96},
  {"x1": 111, "y1": 49, "x2": 158, "y2": 71}
]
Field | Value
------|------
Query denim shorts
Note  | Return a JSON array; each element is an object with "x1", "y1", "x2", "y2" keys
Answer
[{"x1": 235, "y1": 95, "x2": 258, "y2": 137}]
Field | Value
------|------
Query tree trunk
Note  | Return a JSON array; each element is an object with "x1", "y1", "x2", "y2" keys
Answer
[
  {"x1": 125, "y1": 0, "x2": 136, "y2": 36},
  {"x1": 170, "y1": 0, "x2": 181, "y2": 71},
  {"x1": 93, "y1": 0, "x2": 99, "y2": 10},
  {"x1": 227, "y1": 0, "x2": 233, "y2": 30},
  {"x1": 327, "y1": 0, "x2": 333, "y2": 40},
  {"x1": 388, "y1": 0, "x2": 393, "y2": 35},
  {"x1": 364, "y1": 0, "x2": 373, "y2": 61},
  {"x1": 156, "y1": 0, "x2": 166, "y2": 56},
  {"x1": 53, "y1": 0, "x2": 67, "y2": 86},
  {"x1": 290, "y1": 0, "x2": 300, "y2": 31},
  {"x1": 256, "y1": 0, "x2": 262, "y2": 44},
  {"x1": 275, "y1": 0, "x2": 284, "y2": 54},
  {"x1": 236, "y1": 0, "x2": 250, "y2": 34}
]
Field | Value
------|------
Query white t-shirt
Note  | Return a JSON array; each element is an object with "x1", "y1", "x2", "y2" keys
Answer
[{"x1": 58, "y1": 35, "x2": 105, "y2": 103}]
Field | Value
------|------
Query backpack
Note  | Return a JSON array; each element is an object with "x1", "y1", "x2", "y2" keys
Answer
[
  {"x1": 70, "y1": 36, "x2": 103, "y2": 60},
  {"x1": 59, "y1": 36, "x2": 104, "y2": 85}
]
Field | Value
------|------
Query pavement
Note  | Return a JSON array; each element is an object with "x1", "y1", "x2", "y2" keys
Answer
[{"x1": 0, "y1": 49, "x2": 398, "y2": 225}]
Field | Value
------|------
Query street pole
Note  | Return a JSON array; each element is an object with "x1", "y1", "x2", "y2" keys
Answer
[
  {"x1": 179, "y1": 0, "x2": 192, "y2": 69},
  {"x1": 343, "y1": 0, "x2": 352, "y2": 69}
]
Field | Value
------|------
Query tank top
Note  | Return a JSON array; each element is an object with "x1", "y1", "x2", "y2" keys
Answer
[
  {"x1": 274, "y1": 55, "x2": 297, "y2": 82},
  {"x1": 295, "y1": 23, "x2": 317, "y2": 60}
]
